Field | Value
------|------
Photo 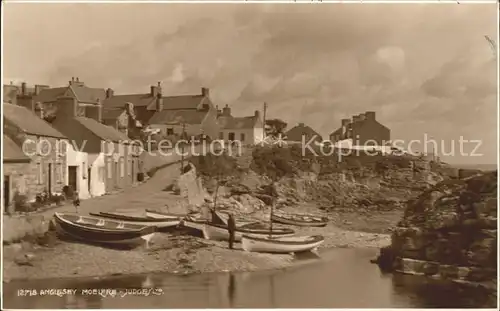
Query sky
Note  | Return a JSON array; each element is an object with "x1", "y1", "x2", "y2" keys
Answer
[{"x1": 3, "y1": 2, "x2": 498, "y2": 165}]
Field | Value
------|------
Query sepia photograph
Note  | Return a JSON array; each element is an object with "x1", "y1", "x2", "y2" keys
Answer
[{"x1": 1, "y1": 0, "x2": 498, "y2": 309}]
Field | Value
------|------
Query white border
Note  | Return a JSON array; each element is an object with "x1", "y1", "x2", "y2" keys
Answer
[{"x1": 1, "y1": 1, "x2": 499, "y2": 311}]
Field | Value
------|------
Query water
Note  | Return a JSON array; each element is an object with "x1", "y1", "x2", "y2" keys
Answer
[{"x1": 3, "y1": 248, "x2": 495, "y2": 308}]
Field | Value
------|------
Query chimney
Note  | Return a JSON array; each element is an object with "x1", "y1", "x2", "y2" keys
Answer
[
  {"x1": 365, "y1": 111, "x2": 376, "y2": 121},
  {"x1": 76, "y1": 77, "x2": 79, "y2": 82},
  {"x1": 106, "y1": 88, "x2": 114, "y2": 98},
  {"x1": 359, "y1": 113, "x2": 366, "y2": 121},
  {"x1": 201, "y1": 87, "x2": 209, "y2": 97},
  {"x1": 352, "y1": 115, "x2": 361, "y2": 123},
  {"x1": 96, "y1": 99, "x2": 102, "y2": 123},
  {"x1": 341, "y1": 118, "x2": 350, "y2": 126},
  {"x1": 150, "y1": 82, "x2": 162, "y2": 97},
  {"x1": 125, "y1": 102, "x2": 135, "y2": 117},
  {"x1": 254, "y1": 110, "x2": 260, "y2": 118},
  {"x1": 55, "y1": 96, "x2": 78, "y2": 118},
  {"x1": 21, "y1": 82, "x2": 27, "y2": 95},
  {"x1": 34, "y1": 102, "x2": 44, "y2": 119},
  {"x1": 298, "y1": 122, "x2": 305, "y2": 127},
  {"x1": 155, "y1": 93, "x2": 163, "y2": 111},
  {"x1": 222, "y1": 104, "x2": 231, "y2": 116}
]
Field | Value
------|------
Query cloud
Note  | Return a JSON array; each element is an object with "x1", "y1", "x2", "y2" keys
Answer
[{"x1": 3, "y1": 3, "x2": 498, "y2": 164}]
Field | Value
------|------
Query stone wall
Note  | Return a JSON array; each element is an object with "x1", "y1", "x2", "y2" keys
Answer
[
  {"x1": 389, "y1": 171, "x2": 497, "y2": 292},
  {"x1": 3, "y1": 134, "x2": 68, "y2": 204},
  {"x1": 3, "y1": 214, "x2": 51, "y2": 243}
]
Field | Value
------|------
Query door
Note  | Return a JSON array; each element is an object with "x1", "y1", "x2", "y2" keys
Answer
[
  {"x1": 88, "y1": 168, "x2": 92, "y2": 193},
  {"x1": 48, "y1": 163, "x2": 52, "y2": 194},
  {"x1": 68, "y1": 166, "x2": 78, "y2": 193},
  {"x1": 131, "y1": 159, "x2": 136, "y2": 183},
  {"x1": 114, "y1": 161, "x2": 119, "y2": 188},
  {"x1": 4, "y1": 175, "x2": 10, "y2": 213}
]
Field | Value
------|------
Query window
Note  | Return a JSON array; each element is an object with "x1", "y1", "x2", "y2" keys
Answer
[
  {"x1": 228, "y1": 132, "x2": 235, "y2": 141},
  {"x1": 57, "y1": 162, "x2": 63, "y2": 183},
  {"x1": 37, "y1": 162, "x2": 43, "y2": 184},
  {"x1": 167, "y1": 128, "x2": 174, "y2": 136},
  {"x1": 120, "y1": 157, "x2": 125, "y2": 178},
  {"x1": 107, "y1": 159, "x2": 112, "y2": 178},
  {"x1": 82, "y1": 162, "x2": 87, "y2": 179},
  {"x1": 219, "y1": 132, "x2": 224, "y2": 140},
  {"x1": 240, "y1": 133, "x2": 245, "y2": 142}
]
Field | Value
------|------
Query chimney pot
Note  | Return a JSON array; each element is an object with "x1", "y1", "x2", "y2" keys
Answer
[
  {"x1": 222, "y1": 105, "x2": 231, "y2": 116},
  {"x1": 106, "y1": 88, "x2": 114, "y2": 99},
  {"x1": 21, "y1": 82, "x2": 27, "y2": 95}
]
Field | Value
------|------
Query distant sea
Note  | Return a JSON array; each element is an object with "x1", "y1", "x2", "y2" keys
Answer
[{"x1": 451, "y1": 164, "x2": 498, "y2": 172}]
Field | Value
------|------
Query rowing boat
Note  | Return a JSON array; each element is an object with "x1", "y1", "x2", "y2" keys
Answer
[
  {"x1": 271, "y1": 211, "x2": 328, "y2": 227},
  {"x1": 53, "y1": 212, "x2": 156, "y2": 248},
  {"x1": 241, "y1": 234, "x2": 324, "y2": 253},
  {"x1": 179, "y1": 219, "x2": 295, "y2": 242},
  {"x1": 89, "y1": 212, "x2": 180, "y2": 229},
  {"x1": 145, "y1": 209, "x2": 189, "y2": 220}
]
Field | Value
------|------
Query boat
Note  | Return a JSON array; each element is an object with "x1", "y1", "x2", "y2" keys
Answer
[
  {"x1": 88, "y1": 211, "x2": 180, "y2": 229},
  {"x1": 212, "y1": 210, "x2": 261, "y2": 227},
  {"x1": 241, "y1": 234, "x2": 325, "y2": 254},
  {"x1": 271, "y1": 211, "x2": 328, "y2": 227},
  {"x1": 53, "y1": 212, "x2": 156, "y2": 248},
  {"x1": 145, "y1": 209, "x2": 189, "y2": 220},
  {"x1": 179, "y1": 219, "x2": 295, "y2": 242}
]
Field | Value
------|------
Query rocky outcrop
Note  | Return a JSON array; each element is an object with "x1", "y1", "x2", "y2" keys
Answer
[{"x1": 387, "y1": 171, "x2": 497, "y2": 292}]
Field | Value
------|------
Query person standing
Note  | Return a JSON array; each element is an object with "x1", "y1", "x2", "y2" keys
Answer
[
  {"x1": 73, "y1": 192, "x2": 80, "y2": 213},
  {"x1": 227, "y1": 213, "x2": 236, "y2": 250}
]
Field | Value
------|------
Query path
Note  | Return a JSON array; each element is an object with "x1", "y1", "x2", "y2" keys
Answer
[{"x1": 37, "y1": 162, "x2": 185, "y2": 219}]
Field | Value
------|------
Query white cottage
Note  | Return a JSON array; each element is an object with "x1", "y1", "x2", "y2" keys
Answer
[{"x1": 217, "y1": 106, "x2": 264, "y2": 145}]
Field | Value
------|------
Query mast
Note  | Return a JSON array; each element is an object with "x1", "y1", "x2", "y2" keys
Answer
[
  {"x1": 180, "y1": 122, "x2": 186, "y2": 173},
  {"x1": 263, "y1": 102, "x2": 268, "y2": 140}
]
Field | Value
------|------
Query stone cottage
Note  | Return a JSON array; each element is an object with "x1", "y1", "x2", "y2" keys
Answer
[{"x1": 3, "y1": 103, "x2": 68, "y2": 209}]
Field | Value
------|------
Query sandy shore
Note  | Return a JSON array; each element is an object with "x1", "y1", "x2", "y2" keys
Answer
[{"x1": 3, "y1": 223, "x2": 389, "y2": 282}]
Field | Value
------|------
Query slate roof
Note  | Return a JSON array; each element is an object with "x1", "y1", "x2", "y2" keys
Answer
[
  {"x1": 148, "y1": 110, "x2": 208, "y2": 125},
  {"x1": 102, "y1": 107, "x2": 126, "y2": 120},
  {"x1": 33, "y1": 85, "x2": 105, "y2": 104},
  {"x1": 218, "y1": 115, "x2": 258, "y2": 130},
  {"x1": 148, "y1": 95, "x2": 207, "y2": 111},
  {"x1": 3, "y1": 134, "x2": 31, "y2": 162},
  {"x1": 286, "y1": 124, "x2": 323, "y2": 142},
  {"x1": 3, "y1": 103, "x2": 67, "y2": 139},
  {"x1": 102, "y1": 94, "x2": 156, "y2": 108},
  {"x1": 74, "y1": 117, "x2": 130, "y2": 143}
]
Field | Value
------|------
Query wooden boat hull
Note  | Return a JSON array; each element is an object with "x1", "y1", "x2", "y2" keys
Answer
[
  {"x1": 145, "y1": 210, "x2": 188, "y2": 221},
  {"x1": 89, "y1": 212, "x2": 179, "y2": 229},
  {"x1": 53, "y1": 213, "x2": 156, "y2": 248},
  {"x1": 181, "y1": 220, "x2": 295, "y2": 242},
  {"x1": 271, "y1": 213, "x2": 328, "y2": 227},
  {"x1": 241, "y1": 234, "x2": 325, "y2": 254}
]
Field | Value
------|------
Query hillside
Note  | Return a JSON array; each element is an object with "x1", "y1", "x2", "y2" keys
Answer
[{"x1": 191, "y1": 144, "x2": 462, "y2": 233}]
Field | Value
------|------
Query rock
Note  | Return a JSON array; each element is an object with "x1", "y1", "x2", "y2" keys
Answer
[
  {"x1": 14, "y1": 253, "x2": 35, "y2": 266},
  {"x1": 385, "y1": 171, "x2": 497, "y2": 292}
]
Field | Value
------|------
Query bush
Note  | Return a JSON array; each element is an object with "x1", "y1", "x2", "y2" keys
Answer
[{"x1": 13, "y1": 192, "x2": 30, "y2": 213}]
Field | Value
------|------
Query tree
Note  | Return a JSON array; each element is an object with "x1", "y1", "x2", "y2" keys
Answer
[{"x1": 265, "y1": 118, "x2": 287, "y2": 138}]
